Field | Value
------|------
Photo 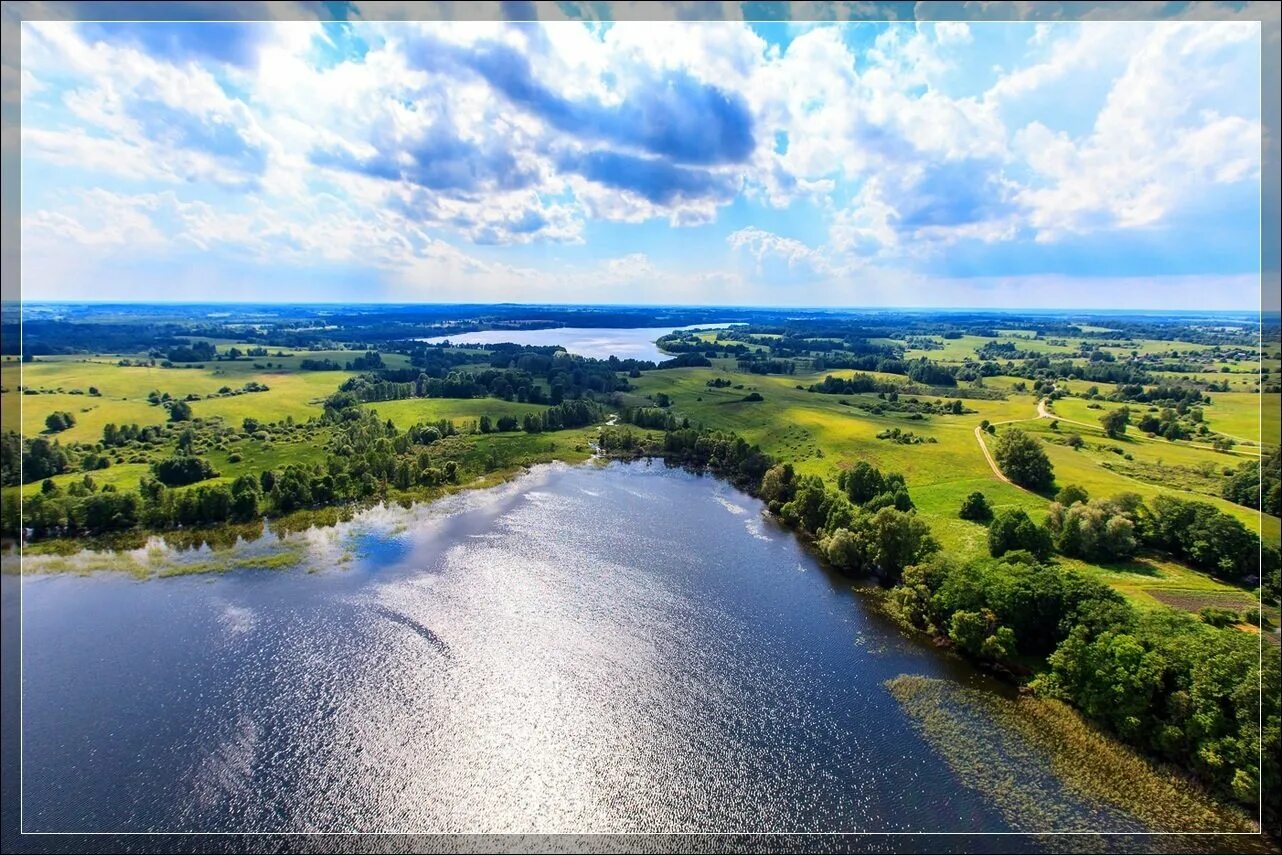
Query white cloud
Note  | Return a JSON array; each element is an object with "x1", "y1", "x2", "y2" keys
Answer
[
  {"x1": 15, "y1": 18, "x2": 1265, "y2": 305},
  {"x1": 1011, "y1": 21, "x2": 1261, "y2": 239},
  {"x1": 935, "y1": 22, "x2": 972, "y2": 46}
]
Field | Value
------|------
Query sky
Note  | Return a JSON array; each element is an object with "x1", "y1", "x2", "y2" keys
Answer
[{"x1": 15, "y1": 14, "x2": 1268, "y2": 309}]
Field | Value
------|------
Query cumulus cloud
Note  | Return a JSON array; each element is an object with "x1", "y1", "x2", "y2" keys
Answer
[
  {"x1": 16, "y1": 16, "x2": 1264, "y2": 306},
  {"x1": 1010, "y1": 21, "x2": 1261, "y2": 239}
]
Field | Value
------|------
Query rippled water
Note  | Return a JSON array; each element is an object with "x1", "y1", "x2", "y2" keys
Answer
[
  {"x1": 18, "y1": 463, "x2": 1132, "y2": 837},
  {"x1": 416, "y1": 324, "x2": 729, "y2": 362}
]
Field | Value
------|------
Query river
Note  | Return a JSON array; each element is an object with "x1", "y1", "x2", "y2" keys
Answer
[{"x1": 11, "y1": 462, "x2": 1191, "y2": 841}]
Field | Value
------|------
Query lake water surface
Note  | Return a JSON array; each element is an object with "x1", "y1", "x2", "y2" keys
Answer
[
  {"x1": 17, "y1": 462, "x2": 1156, "y2": 839},
  {"x1": 416, "y1": 324, "x2": 729, "y2": 362}
]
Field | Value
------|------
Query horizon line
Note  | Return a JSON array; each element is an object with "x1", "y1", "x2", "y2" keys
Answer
[{"x1": 9, "y1": 300, "x2": 1273, "y2": 315}]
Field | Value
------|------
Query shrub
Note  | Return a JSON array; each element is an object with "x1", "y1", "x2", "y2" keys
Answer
[
  {"x1": 1055, "y1": 484, "x2": 1089, "y2": 506},
  {"x1": 988, "y1": 508, "x2": 1052, "y2": 560},
  {"x1": 958, "y1": 491, "x2": 992, "y2": 521},
  {"x1": 1197, "y1": 606, "x2": 1239, "y2": 628},
  {"x1": 151, "y1": 455, "x2": 218, "y2": 487},
  {"x1": 1046, "y1": 497, "x2": 1139, "y2": 562}
]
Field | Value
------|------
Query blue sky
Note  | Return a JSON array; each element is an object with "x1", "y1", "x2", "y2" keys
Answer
[{"x1": 17, "y1": 16, "x2": 1265, "y2": 308}]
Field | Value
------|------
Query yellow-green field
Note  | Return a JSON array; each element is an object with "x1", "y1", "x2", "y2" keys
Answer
[
  {"x1": 5, "y1": 355, "x2": 371, "y2": 443},
  {"x1": 360, "y1": 397, "x2": 549, "y2": 430},
  {"x1": 625, "y1": 364, "x2": 1277, "y2": 612},
  {"x1": 1048, "y1": 392, "x2": 1275, "y2": 449}
]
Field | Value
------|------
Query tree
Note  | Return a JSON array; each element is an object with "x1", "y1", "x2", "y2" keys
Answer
[
  {"x1": 780, "y1": 475, "x2": 829, "y2": 534},
  {"x1": 1100, "y1": 406, "x2": 1130, "y2": 439},
  {"x1": 151, "y1": 455, "x2": 218, "y2": 487},
  {"x1": 759, "y1": 463, "x2": 796, "y2": 510},
  {"x1": 1223, "y1": 448, "x2": 1281, "y2": 516},
  {"x1": 867, "y1": 507, "x2": 938, "y2": 580},
  {"x1": 1144, "y1": 495, "x2": 1260, "y2": 582},
  {"x1": 168, "y1": 400, "x2": 193, "y2": 422},
  {"x1": 993, "y1": 428, "x2": 1054, "y2": 491},
  {"x1": 958, "y1": 491, "x2": 992, "y2": 521},
  {"x1": 0, "y1": 430, "x2": 19, "y2": 487},
  {"x1": 229, "y1": 474, "x2": 261, "y2": 522},
  {"x1": 1055, "y1": 484, "x2": 1089, "y2": 506},
  {"x1": 839, "y1": 461, "x2": 885, "y2": 505},
  {"x1": 22, "y1": 438, "x2": 70, "y2": 483},
  {"x1": 44, "y1": 411, "x2": 76, "y2": 433},
  {"x1": 988, "y1": 508, "x2": 1052, "y2": 560}
]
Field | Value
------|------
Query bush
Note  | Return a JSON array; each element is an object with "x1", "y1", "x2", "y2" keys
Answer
[
  {"x1": 958, "y1": 491, "x2": 992, "y2": 521},
  {"x1": 988, "y1": 508, "x2": 1052, "y2": 560},
  {"x1": 820, "y1": 506, "x2": 938, "y2": 582},
  {"x1": 1046, "y1": 497, "x2": 1139, "y2": 562},
  {"x1": 1055, "y1": 484, "x2": 1089, "y2": 506},
  {"x1": 44, "y1": 411, "x2": 76, "y2": 433},
  {"x1": 151, "y1": 454, "x2": 218, "y2": 487},
  {"x1": 1197, "y1": 606, "x2": 1239, "y2": 628}
]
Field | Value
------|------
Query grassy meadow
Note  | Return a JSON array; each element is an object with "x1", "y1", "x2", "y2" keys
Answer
[{"x1": 623, "y1": 359, "x2": 1277, "y2": 617}]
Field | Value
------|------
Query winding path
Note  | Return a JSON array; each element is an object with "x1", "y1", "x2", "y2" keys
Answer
[
  {"x1": 973, "y1": 407, "x2": 1038, "y2": 493},
  {"x1": 974, "y1": 426, "x2": 1015, "y2": 488}
]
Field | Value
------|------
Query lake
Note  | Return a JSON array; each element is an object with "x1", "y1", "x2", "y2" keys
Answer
[
  {"x1": 13, "y1": 462, "x2": 1175, "y2": 841},
  {"x1": 416, "y1": 324, "x2": 731, "y2": 362}
]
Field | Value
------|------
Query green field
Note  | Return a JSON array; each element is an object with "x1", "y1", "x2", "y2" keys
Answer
[
  {"x1": 8, "y1": 329, "x2": 1275, "y2": 620},
  {"x1": 626, "y1": 364, "x2": 1277, "y2": 610},
  {"x1": 361, "y1": 397, "x2": 550, "y2": 430},
  {"x1": 1049, "y1": 391, "x2": 1275, "y2": 449},
  {"x1": 629, "y1": 368, "x2": 1067, "y2": 555},
  {"x1": 6, "y1": 355, "x2": 368, "y2": 443}
]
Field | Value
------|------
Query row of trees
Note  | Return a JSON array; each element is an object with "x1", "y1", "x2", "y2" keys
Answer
[
  {"x1": 606, "y1": 424, "x2": 939, "y2": 586},
  {"x1": 969, "y1": 484, "x2": 1275, "y2": 593},
  {"x1": 12, "y1": 396, "x2": 609, "y2": 542}
]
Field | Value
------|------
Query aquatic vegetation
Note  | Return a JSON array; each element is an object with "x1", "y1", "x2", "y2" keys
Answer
[{"x1": 886, "y1": 675, "x2": 1261, "y2": 839}]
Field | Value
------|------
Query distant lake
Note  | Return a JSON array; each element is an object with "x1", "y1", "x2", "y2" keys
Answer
[
  {"x1": 417, "y1": 323, "x2": 733, "y2": 362},
  {"x1": 13, "y1": 463, "x2": 1165, "y2": 840}
]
